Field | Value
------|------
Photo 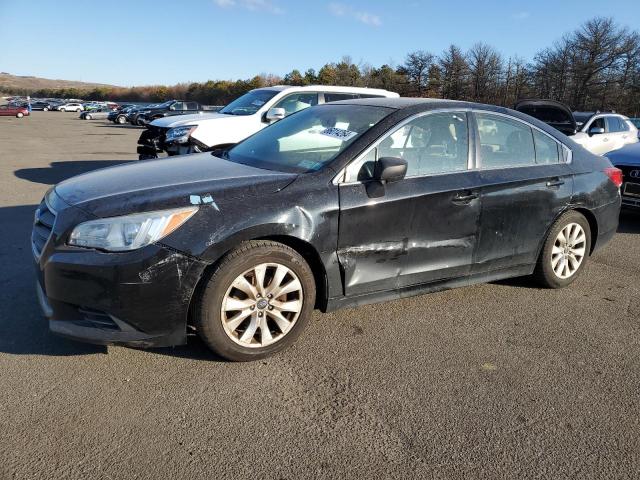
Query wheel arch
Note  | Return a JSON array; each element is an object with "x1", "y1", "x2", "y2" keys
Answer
[
  {"x1": 536, "y1": 206, "x2": 599, "y2": 263},
  {"x1": 188, "y1": 234, "x2": 329, "y2": 327}
]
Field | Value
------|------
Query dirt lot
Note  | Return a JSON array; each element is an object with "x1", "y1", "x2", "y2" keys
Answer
[{"x1": 1, "y1": 112, "x2": 639, "y2": 479}]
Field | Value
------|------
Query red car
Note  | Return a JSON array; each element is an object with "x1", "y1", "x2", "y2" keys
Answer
[{"x1": 0, "y1": 105, "x2": 29, "y2": 118}]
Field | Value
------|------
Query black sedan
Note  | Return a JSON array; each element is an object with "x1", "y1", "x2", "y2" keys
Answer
[
  {"x1": 33, "y1": 98, "x2": 622, "y2": 361},
  {"x1": 606, "y1": 143, "x2": 640, "y2": 209}
]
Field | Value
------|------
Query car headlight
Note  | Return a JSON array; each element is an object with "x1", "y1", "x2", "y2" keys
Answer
[
  {"x1": 68, "y1": 206, "x2": 198, "y2": 252},
  {"x1": 165, "y1": 125, "x2": 198, "y2": 144}
]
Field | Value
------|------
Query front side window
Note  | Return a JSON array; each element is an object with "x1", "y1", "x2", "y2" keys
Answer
[
  {"x1": 186, "y1": 102, "x2": 199, "y2": 110},
  {"x1": 476, "y1": 113, "x2": 535, "y2": 168},
  {"x1": 589, "y1": 117, "x2": 606, "y2": 132},
  {"x1": 219, "y1": 89, "x2": 280, "y2": 116},
  {"x1": 171, "y1": 102, "x2": 185, "y2": 111},
  {"x1": 376, "y1": 112, "x2": 469, "y2": 177},
  {"x1": 226, "y1": 104, "x2": 392, "y2": 173},
  {"x1": 273, "y1": 93, "x2": 318, "y2": 116},
  {"x1": 533, "y1": 130, "x2": 560, "y2": 164}
]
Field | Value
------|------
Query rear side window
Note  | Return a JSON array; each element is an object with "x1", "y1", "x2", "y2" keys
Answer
[
  {"x1": 476, "y1": 114, "x2": 535, "y2": 168},
  {"x1": 324, "y1": 93, "x2": 359, "y2": 102},
  {"x1": 186, "y1": 102, "x2": 199, "y2": 110},
  {"x1": 533, "y1": 130, "x2": 559, "y2": 164}
]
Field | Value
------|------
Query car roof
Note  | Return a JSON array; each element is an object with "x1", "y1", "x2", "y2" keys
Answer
[
  {"x1": 253, "y1": 85, "x2": 399, "y2": 97},
  {"x1": 327, "y1": 97, "x2": 487, "y2": 110}
]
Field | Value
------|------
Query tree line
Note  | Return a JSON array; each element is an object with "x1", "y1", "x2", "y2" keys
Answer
[{"x1": 9, "y1": 17, "x2": 640, "y2": 116}]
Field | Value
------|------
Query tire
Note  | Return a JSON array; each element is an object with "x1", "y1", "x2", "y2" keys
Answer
[
  {"x1": 43, "y1": 107, "x2": 49, "y2": 111},
  {"x1": 116, "y1": 115, "x2": 126, "y2": 124},
  {"x1": 85, "y1": 114, "x2": 92, "y2": 120},
  {"x1": 533, "y1": 211, "x2": 591, "y2": 289},
  {"x1": 16, "y1": 112, "x2": 23, "y2": 118},
  {"x1": 195, "y1": 240, "x2": 316, "y2": 361}
]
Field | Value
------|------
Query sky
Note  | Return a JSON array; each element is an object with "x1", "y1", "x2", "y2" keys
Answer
[{"x1": 1, "y1": 0, "x2": 639, "y2": 87}]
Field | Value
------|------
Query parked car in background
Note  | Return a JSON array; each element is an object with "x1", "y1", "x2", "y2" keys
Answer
[
  {"x1": 132, "y1": 100, "x2": 205, "y2": 127},
  {"x1": 138, "y1": 86, "x2": 399, "y2": 159},
  {"x1": 605, "y1": 143, "x2": 640, "y2": 209},
  {"x1": 0, "y1": 104, "x2": 29, "y2": 117},
  {"x1": 515, "y1": 100, "x2": 638, "y2": 155},
  {"x1": 56, "y1": 103, "x2": 84, "y2": 112},
  {"x1": 34, "y1": 98, "x2": 621, "y2": 361},
  {"x1": 30, "y1": 101, "x2": 54, "y2": 111},
  {"x1": 108, "y1": 105, "x2": 139, "y2": 124},
  {"x1": 80, "y1": 107, "x2": 115, "y2": 120},
  {"x1": 571, "y1": 111, "x2": 638, "y2": 155}
]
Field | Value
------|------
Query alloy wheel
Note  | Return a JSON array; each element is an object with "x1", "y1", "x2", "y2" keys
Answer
[
  {"x1": 220, "y1": 262, "x2": 303, "y2": 348},
  {"x1": 551, "y1": 222, "x2": 586, "y2": 279}
]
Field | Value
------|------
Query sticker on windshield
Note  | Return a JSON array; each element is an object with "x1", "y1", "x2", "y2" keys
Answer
[
  {"x1": 320, "y1": 127, "x2": 358, "y2": 141},
  {"x1": 251, "y1": 100, "x2": 266, "y2": 107}
]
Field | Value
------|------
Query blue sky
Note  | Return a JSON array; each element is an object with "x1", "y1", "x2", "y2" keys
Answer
[{"x1": 1, "y1": 0, "x2": 639, "y2": 87}]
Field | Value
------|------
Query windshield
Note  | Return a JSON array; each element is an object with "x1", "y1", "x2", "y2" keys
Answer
[
  {"x1": 573, "y1": 112, "x2": 594, "y2": 126},
  {"x1": 220, "y1": 89, "x2": 279, "y2": 116},
  {"x1": 225, "y1": 104, "x2": 393, "y2": 173},
  {"x1": 153, "y1": 101, "x2": 174, "y2": 109}
]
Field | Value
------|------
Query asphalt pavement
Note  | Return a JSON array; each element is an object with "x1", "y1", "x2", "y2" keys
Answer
[{"x1": 0, "y1": 112, "x2": 639, "y2": 479}]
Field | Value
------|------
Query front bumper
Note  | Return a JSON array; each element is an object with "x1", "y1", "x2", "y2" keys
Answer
[{"x1": 33, "y1": 197, "x2": 208, "y2": 347}]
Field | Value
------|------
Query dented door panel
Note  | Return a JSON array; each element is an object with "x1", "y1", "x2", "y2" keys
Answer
[
  {"x1": 337, "y1": 181, "x2": 415, "y2": 295},
  {"x1": 473, "y1": 164, "x2": 574, "y2": 272},
  {"x1": 399, "y1": 171, "x2": 482, "y2": 287}
]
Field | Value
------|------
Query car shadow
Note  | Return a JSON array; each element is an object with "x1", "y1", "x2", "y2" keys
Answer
[
  {"x1": 95, "y1": 124, "x2": 142, "y2": 129},
  {"x1": 618, "y1": 209, "x2": 640, "y2": 234},
  {"x1": 14, "y1": 160, "x2": 134, "y2": 185}
]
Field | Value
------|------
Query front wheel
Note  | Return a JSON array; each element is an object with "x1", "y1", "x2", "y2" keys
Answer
[
  {"x1": 195, "y1": 241, "x2": 316, "y2": 361},
  {"x1": 85, "y1": 114, "x2": 92, "y2": 120},
  {"x1": 16, "y1": 112, "x2": 24, "y2": 118},
  {"x1": 534, "y1": 211, "x2": 591, "y2": 288},
  {"x1": 43, "y1": 107, "x2": 49, "y2": 111},
  {"x1": 116, "y1": 115, "x2": 126, "y2": 124}
]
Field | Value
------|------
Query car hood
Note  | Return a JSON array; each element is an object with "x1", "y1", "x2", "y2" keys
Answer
[
  {"x1": 54, "y1": 153, "x2": 297, "y2": 217},
  {"x1": 150, "y1": 112, "x2": 231, "y2": 129},
  {"x1": 514, "y1": 99, "x2": 577, "y2": 136},
  {"x1": 605, "y1": 142, "x2": 640, "y2": 166}
]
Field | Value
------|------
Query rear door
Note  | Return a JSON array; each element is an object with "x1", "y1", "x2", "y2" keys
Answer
[
  {"x1": 606, "y1": 116, "x2": 632, "y2": 150},
  {"x1": 472, "y1": 112, "x2": 573, "y2": 272}
]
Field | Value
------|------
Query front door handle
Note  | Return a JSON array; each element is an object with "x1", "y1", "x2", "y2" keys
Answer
[
  {"x1": 546, "y1": 178, "x2": 565, "y2": 188},
  {"x1": 452, "y1": 192, "x2": 478, "y2": 204}
]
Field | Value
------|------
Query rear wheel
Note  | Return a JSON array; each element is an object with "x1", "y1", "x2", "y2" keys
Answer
[
  {"x1": 85, "y1": 114, "x2": 92, "y2": 120},
  {"x1": 195, "y1": 241, "x2": 316, "y2": 361},
  {"x1": 116, "y1": 115, "x2": 126, "y2": 124},
  {"x1": 43, "y1": 107, "x2": 49, "y2": 111},
  {"x1": 16, "y1": 112, "x2": 23, "y2": 118},
  {"x1": 534, "y1": 211, "x2": 591, "y2": 288}
]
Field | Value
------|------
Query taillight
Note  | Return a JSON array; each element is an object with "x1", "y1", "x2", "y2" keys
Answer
[{"x1": 604, "y1": 167, "x2": 623, "y2": 188}]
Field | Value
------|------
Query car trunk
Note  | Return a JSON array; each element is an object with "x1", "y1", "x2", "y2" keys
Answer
[{"x1": 514, "y1": 99, "x2": 577, "y2": 136}]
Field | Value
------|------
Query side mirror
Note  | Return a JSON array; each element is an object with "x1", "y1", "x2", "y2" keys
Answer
[
  {"x1": 589, "y1": 127, "x2": 605, "y2": 136},
  {"x1": 374, "y1": 157, "x2": 407, "y2": 183},
  {"x1": 265, "y1": 107, "x2": 286, "y2": 122}
]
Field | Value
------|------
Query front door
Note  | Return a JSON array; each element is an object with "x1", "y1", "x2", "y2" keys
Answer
[{"x1": 337, "y1": 111, "x2": 481, "y2": 295}]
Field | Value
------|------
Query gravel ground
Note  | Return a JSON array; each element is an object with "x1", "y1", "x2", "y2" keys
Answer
[{"x1": 1, "y1": 112, "x2": 639, "y2": 480}]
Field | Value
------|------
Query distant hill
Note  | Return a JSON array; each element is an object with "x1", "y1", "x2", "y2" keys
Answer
[{"x1": 0, "y1": 72, "x2": 120, "y2": 94}]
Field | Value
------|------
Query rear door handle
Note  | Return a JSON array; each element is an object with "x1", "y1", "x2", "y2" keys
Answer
[
  {"x1": 452, "y1": 192, "x2": 478, "y2": 204},
  {"x1": 546, "y1": 178, "x2": 565, "y2": 188}
]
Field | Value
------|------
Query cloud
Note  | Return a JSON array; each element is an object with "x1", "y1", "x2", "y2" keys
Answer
[
  {"x1": 328, "y1": 2, "x2": 382, "y2": 27},
  {"x1": 213, "y1": 0, "x2": 284, "y2": 14},
  {"x1": 512, "y1": 11, "x2": 530, "y2": 20}
]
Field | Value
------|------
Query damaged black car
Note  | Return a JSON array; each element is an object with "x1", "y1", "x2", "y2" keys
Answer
[{"x1": 33, "y1": 98, "x2": 622, "y2": 361}]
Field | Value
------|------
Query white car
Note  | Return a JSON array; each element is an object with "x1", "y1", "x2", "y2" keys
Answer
[
  {"x1": 571, "y1": 112, "x2": 639, "y2": 155},
  {"x1": 515, "y1": 100, "x2": 638, "y2": 156},
  {"x1": 57, "y1": 103, "x2": 84, "y2": 112},
  {"x1": 138, "y1": 85, "x2": 399, "y2": 159}
]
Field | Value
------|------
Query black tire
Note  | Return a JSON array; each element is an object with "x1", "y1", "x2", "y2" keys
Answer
[
  {"x1": 116, "y1": 115, "x2": 126, "y2": 124},
  {"x1": 43, "y1": 107, "x2": 49, "y2": 111},
  {"x1": 16, "y1": 112, "x2": 23, "y2": 118},
  {"x1": 533, "y1": 210, "x2": 591, "y2": 289},
  {"x1": 85, "y1": 114, "x2": 92, "y2": 120},
  {"x1": 195, "y1": 240, "x2": 316, "y2": 361}
]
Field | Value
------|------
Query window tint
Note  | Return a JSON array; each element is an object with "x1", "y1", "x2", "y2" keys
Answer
[
  {"x1": 589, "y1": 117, "x2": 605, "y2": 131},
  {"x1": 171, "y1": 102, "x2": 185, "y2": 111},
  {"x1": 377, "y1": 112, "x2": 469, "y2": 177},
  {"x1": 607, "y1": 116, "x2": 629, "y2": 132},
  {"x1": 274, "y1": 93, "x2": 318, "y2": 116},
  {"x1": 186, "y1": 102, "x2": 199, "y2": 110},
  {"x1": 324, "y1": 93, "x2": 359, "y2": 102},
  {"x1": 476, "y1": 114, "x2": 535, "y2": 168},
  {"x1": 533, "y1": 130, "x2": 559, "y2": 164},
  {"x1": 358, "y1": 94, "x2": 384, "y2": 99}
]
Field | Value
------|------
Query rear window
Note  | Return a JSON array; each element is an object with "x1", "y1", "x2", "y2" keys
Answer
[{"x1": 533, "y1": 130, "x2": 560, "y2": 164}]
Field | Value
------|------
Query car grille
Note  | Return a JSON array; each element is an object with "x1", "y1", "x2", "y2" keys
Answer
[{"x1": 32, "y1": 198, "x2": 56, "y2": 258}]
